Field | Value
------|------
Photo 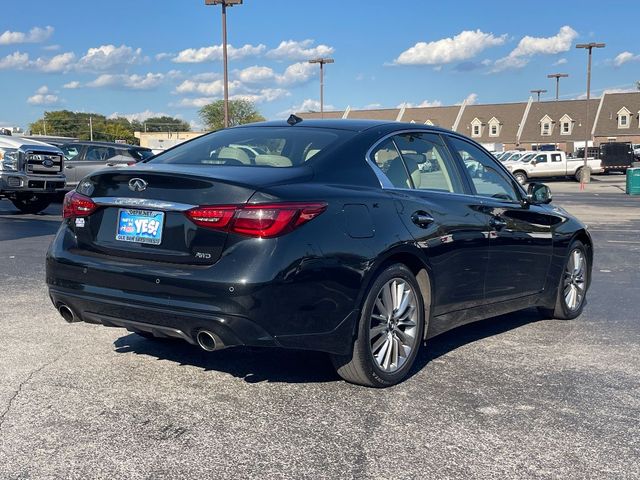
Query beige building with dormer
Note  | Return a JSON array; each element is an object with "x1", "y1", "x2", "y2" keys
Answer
[{"x1": 298, "y1": 91, "x2": 640, "y2": 152}]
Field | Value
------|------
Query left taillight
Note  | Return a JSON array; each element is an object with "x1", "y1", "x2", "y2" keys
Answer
[
  {"x1": 63, "y1": 191, "x2": 98, "y2": 219},
  {"x1": 185, "y1": 202, "x2": 327, "y2": 238}
]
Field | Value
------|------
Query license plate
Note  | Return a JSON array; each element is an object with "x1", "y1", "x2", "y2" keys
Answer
[{"x1": 116, "y1": 209, "x2": 164, "y2": 245}]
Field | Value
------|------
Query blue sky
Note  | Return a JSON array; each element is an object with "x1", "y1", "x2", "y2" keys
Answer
[{"x1": 1, "y1": 0, "x2": 638, "y2": 130}]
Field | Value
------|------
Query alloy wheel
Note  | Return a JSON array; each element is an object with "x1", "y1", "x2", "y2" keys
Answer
[
  {"x1": 563, "y1": 249, "x2": 587, "y2": 311},
  {"x1": 369, "y1": 278, "x2": 419, "y2": 373}
]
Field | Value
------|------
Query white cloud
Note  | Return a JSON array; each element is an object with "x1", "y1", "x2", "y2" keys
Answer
[
  {"x1": 0, "y1": 51, "x2": 30, "y2": 69},
  {"x1": 42, "y1": 44, "x2": 61, "y2": 51},
  {"x1": 232, "y1": 88, "x2": 290, "y2": 104},
  {"x1": 63, "y1": 81, "x2": 81, "y2": 89},
  {"x1": 463, "y1": 93, "x2": 478, "y2": 105},
  {"x1": 237, "y1": 65, "x2": 276, "y2": 84},
  {"x1": 613, "y1": 51, "x2": 640, "y2": 67},
  {"x1": 33, "y1": 51, "x2": 76, "y2": 72},
  {"x1": 0, "y1": 26, "x2": 54, "y2": 45},
  {"x1": 553, "y1": 58, "x2": 568, "y2": 66},
  {"x1": 27, "y1": 85, "x2": 60, "y2": 105},
  {"x1": 173, "y1": 43, "x2": 266, "y2": 63},
  {"x1": 395, "y1": 30, "x2": 507, "y2": 65},
  {"x1": 399, "y1": 99, "x2": 443, "y2": 108},
  {"x1": 192, "y1": 72, "x2": 220, "y2": 82},
  {"x1": 108, "y1": 110, "x2": 172, "y2": 122},
  {"x1": 155, "y1": 52, "x2": 173, "y2": 61},
  {"x1": 77, "y1": 44, "x2": 144, "y2": 71},
  {"x1": 266, "y1": 39, "x2": 334, "y2": 61},
  {"x1": 87, "y1": 72, "x2": 164, "y2": 90},
  {"x1": 363, "y1": 103, "x2": 383, "y2": 110},
  {"x1": 284, "y1": 99, "x2": 335, "y2": 115},
  {"x1": 172, "y1": 97, "x2": 215, "y2": 108},
  {"x1": 175, "y1": 78, "x2": 242, "y2": 96},
  {"x1": 492, "y1": 26, "x2": 578, "y2": 72}
]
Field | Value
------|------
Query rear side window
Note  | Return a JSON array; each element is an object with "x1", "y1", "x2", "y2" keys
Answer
[
  {"x1": 151, "y1": 127, "x2": 353, "y2": 167},
  {"x1": 85, "y1": 146, "x2": 116, "y2": 161}
]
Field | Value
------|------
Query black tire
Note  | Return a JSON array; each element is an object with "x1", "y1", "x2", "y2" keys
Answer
[
  {"x1": 539, "y1": 240, "x2": 589, "y2": 320},
  {"x1": 330, "y1": 264, "x2": 425, "y2": 388},
  {"x1": 574, "y1": 168, "x2": 583, "y2": 182},
  {"x1": 10, "y1": 193, "x2": 52, "y2": 214},
  {"x1": 513, "y1": 171, "x2": 527, "y2": 185}
]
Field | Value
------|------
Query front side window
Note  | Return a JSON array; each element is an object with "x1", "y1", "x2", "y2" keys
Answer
[
  {"x1": 151, "y1": 127, "x2": 352, "y2": 168},
  {"x1": 448, "y1": 136, "x2": 519, "y2": 202},
  {"x1": 535, "y1": 154, "x2": 548, "y2": 163}
]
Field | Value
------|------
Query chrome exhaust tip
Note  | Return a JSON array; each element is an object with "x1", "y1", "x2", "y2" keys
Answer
[
  {"x1": 196, "y1": 330, "x2": 218, "y2": 352},
  {"x1": 58, "y1": 304, "x2": 77, "y2": 323}
]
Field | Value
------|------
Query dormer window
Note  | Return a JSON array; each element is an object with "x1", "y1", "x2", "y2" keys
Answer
[
  {"x1": 560, "y1": 114, "x2": 573, "y2": 135},
  {"x1": 471, "y1": 117, "x2": 482, "y2": 137},
  {"x1": 540, "y1": 115, "x2": 553, "y2": 136},
  {"x1": 618, "y1": 107, "x2": 631, "y2": 129},
  {"x1": 424, "y1": 119, "x2": 434, "y2": 126},
  {"x1": 488, "y1": 117, "x2": 501, "y2": 137}
]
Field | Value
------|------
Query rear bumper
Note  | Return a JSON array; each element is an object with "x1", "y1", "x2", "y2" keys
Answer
[{"x1": 49, "y1": 287, "x2": 277, "y2": 349}]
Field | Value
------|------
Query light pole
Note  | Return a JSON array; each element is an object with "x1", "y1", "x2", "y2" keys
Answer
[
  {"x1": 530, "y1": 89, "x2": 547, "y2": 102},
  {"x1": 205, "y1": 0, "x2": 243, "y2": 129},
  {"x1": 547, "y1": 73, "x2": 569, "y2": 100},
  {"x1": 308, "y1": 57, "x2": 334, "y2": 118},
  {"x1": 576, "y1": 42, "x2": 605, "y2": 186}
]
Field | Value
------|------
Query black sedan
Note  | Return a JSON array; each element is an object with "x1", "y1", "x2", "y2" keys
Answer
[{"x1": 46, "y1": 119, "x2": 592, "y2": 387}]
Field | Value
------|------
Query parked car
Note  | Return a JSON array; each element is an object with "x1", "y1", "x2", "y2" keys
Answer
[
  {"x1": 47, "y1": 119, "x2": 593, "y2": 387},
  {"x1": 506, "y1": 150, "x2": 603, "y2": 184},
  {"x1": 0, "y1": 131, "x2": 66, "y2": 213},
  {"x1": 60, "y1": 141, "x2": 154, "y2": 190}
]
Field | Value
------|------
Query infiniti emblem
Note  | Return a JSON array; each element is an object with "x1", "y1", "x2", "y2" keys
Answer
[{"x1": 128, "y1": 178, "x2": 148, "y2": 192}]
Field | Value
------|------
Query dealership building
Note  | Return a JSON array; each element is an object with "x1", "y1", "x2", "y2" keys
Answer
[{"x1": 298, "y1": 91, "x2": 640, "y2": 152}]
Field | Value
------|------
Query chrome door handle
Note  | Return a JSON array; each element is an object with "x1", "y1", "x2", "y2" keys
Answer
[
  {"x1": 489, "y1": 216, "x2": 507, "y2": 230},
  {"x1": 411, "y1": 211, "x2": 434, "y2": 228}
]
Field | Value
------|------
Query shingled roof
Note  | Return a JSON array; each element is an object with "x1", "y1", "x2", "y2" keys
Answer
[
  {"x1": 402, "y1": 105, "x2": 460, "y2": 129},
  {"x1": 519, "y1": 98, "x2": 600, "y2": 143},
  {"x1": 593, "y1": 92, "x2": 640, "y2": 137},
  {"x1": 457, "y1": 102, "x2": 527, "y2": 141}
]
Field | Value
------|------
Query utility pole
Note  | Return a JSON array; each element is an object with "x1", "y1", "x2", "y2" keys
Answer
[
  {"x1": 89, "y1": 116, "x2": 93, "y2": 141},
  {"x1": 205, "y1": 0, "x2": 243, "y2": 129},
  {"x1": 309, "y1": 57, "x2": 335, "y2": 118},
  {"x1": 576, "y1": 42, "x2": 605, "y2": 187},
  {"x1": 547, "y1": 73, "x2": 569, "y2": 100},
  {"x1": 530, "y1": 89, "x2": 547, "y2": 102}
]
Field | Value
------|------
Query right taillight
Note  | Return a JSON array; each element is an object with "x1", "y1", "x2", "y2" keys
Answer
[
  {"x1": 185, "y1": 202, "x2": 327, "y2": 238},
  {"x1": 63, "y1": 191, "x2": 98, "y2": 219}
]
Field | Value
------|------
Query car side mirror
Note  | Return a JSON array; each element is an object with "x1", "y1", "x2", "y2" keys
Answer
[
  {"x1": 527, "y1": 182, "x2": 552, "y2": 205},
  {"x1": 531, "y1": 159, "x2": 537, "y2": 165}
]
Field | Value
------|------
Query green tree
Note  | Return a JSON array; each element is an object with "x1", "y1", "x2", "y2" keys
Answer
[
  {"x1": 142, "y1": 116, "x2": 191, "y2": 132},
  {"x1": 199, "y1": 99, "x2": 265, "y2": 131}
]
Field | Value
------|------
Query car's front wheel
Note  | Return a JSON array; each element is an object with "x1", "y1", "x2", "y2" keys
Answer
[
  {"x1": 331, "y1": 264, "x2": 425, "y2": 387},
  {"x1": 513, "y1": 171, "x2": 527, "y2": 185},
  {"x1": 11, "y1": 193, "x2": 52, "y2": 214}
]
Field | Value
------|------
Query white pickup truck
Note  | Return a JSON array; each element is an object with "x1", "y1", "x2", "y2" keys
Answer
[{"x1": 504, "y1": 151, "x2": 603, "y2": 185}]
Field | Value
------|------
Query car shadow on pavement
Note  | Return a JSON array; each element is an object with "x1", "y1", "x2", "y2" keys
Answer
[{"x1": 113, "y1": 308, "x2": 543, "y2": 385}]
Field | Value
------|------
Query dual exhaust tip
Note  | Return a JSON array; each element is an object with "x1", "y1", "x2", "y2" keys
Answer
[{"x1": 58, "y1": 304, "x2": 222, "y2": 352}]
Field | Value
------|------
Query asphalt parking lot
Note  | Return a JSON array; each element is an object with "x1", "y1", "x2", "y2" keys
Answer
[{"x1": 1, "y1": 176, "x2": 639, "y2": 479}]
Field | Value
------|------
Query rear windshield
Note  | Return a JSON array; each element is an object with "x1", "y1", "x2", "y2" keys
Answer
[{"x1": 150, "y1": 127, "x2": 353, "y2": 167}]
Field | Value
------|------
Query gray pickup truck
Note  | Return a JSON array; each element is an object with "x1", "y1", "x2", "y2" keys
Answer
[{"x1": 0, "y1": 132, "x2": 66, "y2": 213}]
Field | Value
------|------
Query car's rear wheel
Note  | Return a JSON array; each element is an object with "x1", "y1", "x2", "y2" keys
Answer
[
  {"x1": 11, "y1": 193, "x2": 52, "y2": 214},
  {"x1": 331, "y1": 264, "x2": 425, "y2": 387},
  {"x1": 539, "y1": 240, "x2": 589, "y2": 320},
  {"x1": 574, "y1": 168, "x2": 583, "y2": 182},
  {"x1": 513, "y1": 171, "x2": 527, "y2": 185}
]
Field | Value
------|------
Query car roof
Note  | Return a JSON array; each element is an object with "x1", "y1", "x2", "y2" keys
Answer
[
  {"x1": 62, "y1": 140, "x2": 149, "y2": 149},
  {"x1": 237, "y1": 119, "x2": 456, "y2": 135}
]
